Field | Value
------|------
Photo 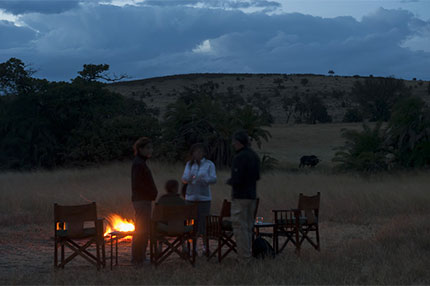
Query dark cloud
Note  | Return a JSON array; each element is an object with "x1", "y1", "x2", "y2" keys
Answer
[
  {"x1": 0, "y1": 21, "x2": 36, "y2": 49},
  {"x1": 0, "y1": 5, "x2": 429, "y2": 81},
  {"x1": 0, "y1": 0, "x2": 81, "y2": 15}
]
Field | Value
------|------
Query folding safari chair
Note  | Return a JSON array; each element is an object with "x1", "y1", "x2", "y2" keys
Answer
[
  {"x1": 272, "y1": 207, "x2": 300, "y2": 254},
  {"x1": 297, "y1": 192, "x2": 320, "y2": 251},
  {"x1": 206, "y1": 198, "x2": 259, "y2": 262},
  {"x1": 273, "y1": 192, "x2": 321, "y2": 255},
  {"x1": 54, "y1": 202, "x2": 106, "y2": 270},
  {"x1": 150, "y1": 204, "x2": 198, "y2": 267}
]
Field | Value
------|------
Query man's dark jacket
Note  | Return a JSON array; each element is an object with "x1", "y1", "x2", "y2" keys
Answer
[
  {"x1": 131, "y1": 155, "x2": 158, "y2": 202},
  {"x1": 227, "y1": 146, "x2": 260, "y2": 199}
]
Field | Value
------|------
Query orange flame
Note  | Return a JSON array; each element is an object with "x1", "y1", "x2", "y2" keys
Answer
[{"x1": 104, "y1": 214, "x2": 135, "y2": 240}]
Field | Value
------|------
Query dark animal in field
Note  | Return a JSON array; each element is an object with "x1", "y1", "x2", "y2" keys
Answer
[{"x1": 299, "y1": 155, "x2": 320, "y2": 168}]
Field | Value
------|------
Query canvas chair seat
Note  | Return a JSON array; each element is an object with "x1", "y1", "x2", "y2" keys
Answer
[
  {"x1": 278, "y1": 216, "x2": 318, "y2": 225},
  {"x1": 156, "y1": 222, "x2": 194, "y2": 235},
  {"x1": 55, "y1": 227, "x2": 97, "y2": 239}
]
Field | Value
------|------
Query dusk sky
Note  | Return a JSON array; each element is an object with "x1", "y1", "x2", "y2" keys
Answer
[{"x1": 1, "y1": 0, "x2": 429, "y2": 81}]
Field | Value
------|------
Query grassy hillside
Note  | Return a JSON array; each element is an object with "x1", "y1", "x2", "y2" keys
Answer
[{"x1": 107, "y1": 73, "x2": 430, "y2": 123}]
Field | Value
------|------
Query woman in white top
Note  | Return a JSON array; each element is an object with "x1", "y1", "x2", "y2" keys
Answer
[{"x1": 182, "y1": 143, "x2": 217, "y2": 254}]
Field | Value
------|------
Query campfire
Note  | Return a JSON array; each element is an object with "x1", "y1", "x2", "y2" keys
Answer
[{"x1": 104, "y1": 214, "x2": 135, "y2": 240}]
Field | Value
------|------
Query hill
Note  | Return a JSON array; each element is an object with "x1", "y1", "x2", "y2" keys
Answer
[{"x1": 107, "y1": 73, "x2": 430, "y2": 123}]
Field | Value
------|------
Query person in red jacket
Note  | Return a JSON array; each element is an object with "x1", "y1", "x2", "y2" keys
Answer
[{"x1": 131, "y1": 137, "x2": 158, "y2": 265}]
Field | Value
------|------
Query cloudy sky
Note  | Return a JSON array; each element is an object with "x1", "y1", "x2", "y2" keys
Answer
[{"x1": 1, "y1": 0, "x2": 429, "y2": 81}]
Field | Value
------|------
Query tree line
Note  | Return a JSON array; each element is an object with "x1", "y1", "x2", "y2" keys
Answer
[
  {"x1": 1, "y1": 57, "x2": 428, "y2": 172},
  {"x1": 0, "y1": 58, "x2": 271, "y2": 170}
]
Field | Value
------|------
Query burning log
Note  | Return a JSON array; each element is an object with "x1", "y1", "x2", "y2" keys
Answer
[{"x1": 104, "y1": 214, "x2": 135, "y2": 240}]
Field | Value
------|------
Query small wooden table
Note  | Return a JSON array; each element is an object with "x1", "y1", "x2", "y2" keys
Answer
[
  {"x1": 108, "y1": 231, "x2": 134, "y2": 270},
  {"x1": 253, "y1": 222, "x2": 276, "y2": 248}
]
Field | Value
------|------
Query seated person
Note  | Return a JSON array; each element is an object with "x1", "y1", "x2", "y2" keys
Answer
[
  {"x1": 155, "y1": 179, "x2": 193, "y2": 234},
  {"x1": 156, "y1": 180, "x2": 189, "y2": 206}
]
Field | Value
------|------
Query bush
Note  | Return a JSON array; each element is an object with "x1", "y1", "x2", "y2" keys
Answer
[
  {"x1": 385, "y1": 96, "x2": 430, "y2": 168},
  {"x1": 247, "y1": 92, "x2": 274, "y2": 125},
  {"x1": 303, "y1": 95, "x2": 332, "y2": 124},
  {"x1": 300, "y1": 78, "x2": 309, "y2": 86},
  {"x1": 333, "y1": 97, "x2": 430, "y2": 172},
  {"x1": 352, "y1": 77, "x2": 411, "y2": 121},
  {"x1": 260, "y1": 153, "x2": 279, "y2": 173},
  {"x1": 342, "y1": 108, "x2": 363, "y2": 123},
  {"x1": 333, "y1": 123, "x2": 388, "y2": 173}
]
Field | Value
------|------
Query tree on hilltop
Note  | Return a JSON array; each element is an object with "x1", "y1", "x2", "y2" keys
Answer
[{"x1": 76, "y1": 64, "x2": 128, "y2": 82}]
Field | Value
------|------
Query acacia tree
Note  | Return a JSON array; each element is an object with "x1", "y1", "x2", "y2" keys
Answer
[
  {"x1": 0, "y1": 57, "x2": 37, "y2": 96},
  {"x1": 76, "y1": 64, "x2": 128, "y2": 82}
]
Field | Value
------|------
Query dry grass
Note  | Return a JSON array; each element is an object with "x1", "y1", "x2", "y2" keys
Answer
[
  {"x1": 1, "y1": 123, "x2": 429, "y2": 285},
  {"x1": 259, "y1": 123, "x2": 369, "y2": 167},
  {"x1": 1, "y1": 162, "x2": 429, "y2": 285}
]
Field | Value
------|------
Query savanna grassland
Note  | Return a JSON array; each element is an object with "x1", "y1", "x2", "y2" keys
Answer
[{"x1": 1, "y1": 123, "x2": 430, "y2": 285}]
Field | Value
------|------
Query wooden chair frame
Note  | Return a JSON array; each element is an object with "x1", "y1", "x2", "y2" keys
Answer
[
  {"x1": 297, "y1": 192, "x2": 320, "y2": 251},
  {"x1": 272, "y1": 192, "x2": 320, "y2": 255},
  {"x1": 272, "y1": 208, "x2": 300, "y2": 254},
  {"x1": 205, "y1": 199, "x2": 235, "y2": 263},
  {"x1": 150, "y1": 204, "x2": 198, "y2": 267},
  {"x1": 206, "y1": 198, "x2": 259, "y2": 263},
  {"x1": 54, "y1": 202, "x2": 106, "y2": 270}
]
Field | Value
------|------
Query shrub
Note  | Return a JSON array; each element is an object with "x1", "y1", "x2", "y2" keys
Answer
[
  {"x1": 385, "y1": 96, "x2": 430, "y2": 168},
  {"x1": 343, "y1": 108, "x2": 363, "y2": 123},
  {"x1": 351, "y1": 77, "x2": 411, "y2": 121},
  {"x1": 303, "y1": 95, "x2": 332, "y2": 124},
  {"x1": 333, "y1": 123, "x2": 388, "y2": 173},
  {"x1": 247, "y1": 92, "x2": 274, "y2": 125},
  {"x1": 300, "y1": 78, "x2": 309, "y2": 86},
  {"x1": 333, "y1": 97, "x2": 430, "y2": 172},
  {"x1": 261, "y1": 154, "x2": 279, "y2": 173}
]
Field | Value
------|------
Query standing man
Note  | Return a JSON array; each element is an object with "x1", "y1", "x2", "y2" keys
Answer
[
  {"x1": 131, "y1": 137, "x2": 158, "y2": 265},
  {"x1": 227, "y1": 130, "x2": 260, "y2": 262}
]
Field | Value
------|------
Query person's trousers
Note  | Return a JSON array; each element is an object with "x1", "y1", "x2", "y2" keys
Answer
[
  {"x1": 231, "y1": 199, "x2": 257, "y2": 260},
  {"x1": 186, "y1": 200, "x2": 211, "y2": 236},
  {"x1": 132, "y1": 200, "x2": 152, "y2": 263}
]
